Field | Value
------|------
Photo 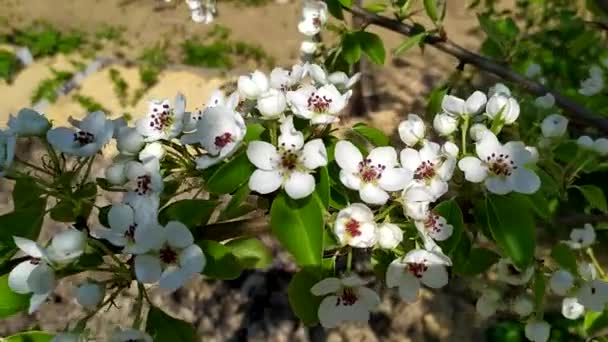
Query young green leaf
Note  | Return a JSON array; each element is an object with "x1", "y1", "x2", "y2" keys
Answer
[
  {"x1": 573, "y1": 185, "x2": 608, "y2": 213},
  {"x1": 0, "y1": 273, "x2": 30, "y2": 318},
  {"x1": 584, "y1": 310, "x2": 608, "y2": 335},
  {"x1": 352, "y1": 122, "x2": 390, "y2": 146},
  {"x1": 205, "y1": 151, "x2": 256, "y2": 194},
  {"x1": 393, "y1": 32, "x2": 427, "y2": 56},
  {"x1": 225, "y1": 237, "x2": 272, "y2": 269},
  {"x1": 288, "y1": 268, "x2": 323, "y2": 325},
  {"x1": 433, "y1": 199, "x2": 464, "y2": 255},
  {"x1": 198, "y1": 240, "x2": 243, "y2": 280},
  {"x1": 337, "y1": 0, "x2": 352, "y2": 8},
  {"x1": 486, "y1": 194, "x2": 536, "y2": 269},
  {"x1": 341, "y1": 33, "x2": 361, "y2": 65},
  {"x1": 158, "y1": 199, "x2": 217, "y2": 229},
  {"x1": 423, "y1": 0, "x2": 439, "y2": 23},
  {"x1": 550, "y1": 243, "x2": 578, "y2": 274},
  {"x1": 357, "y1": 32, "x2": 385, "y2": 65},
  {"x1": 270, "y1": 193, "x2": 324, "y2": 266},
  {"x1": 146, "y1": 306, "x2": 196, "y2": 342}
]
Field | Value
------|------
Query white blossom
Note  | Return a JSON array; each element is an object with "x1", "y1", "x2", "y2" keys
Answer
[
  {"x1": 496, "y1": 258, "x2": 534, "y2": 285},
  {"x1": 577, "y1": 279, "x2": 608, "y2": 312},
  {"x1": 476, "y1": 288, "x2": 501, "y2": 318},
  {"x1": 287, "y1": 84, "x2": 350, "y2": 124},
  {"x1": 336, "y1": 141, "x2": 412, "y2": 205},
  {"x1": 525, "y1": 64, "x2": 542, "y2": 78},
  {"x1": 534, "y1": 93, "x2": 555, "y2": 109},
  {"x1": 311, "y1": 275, "x2": 380, "y2": 328},
  {"x1": 247, "y1": 116, "x2": 327, "y2": 199},
  {"x1": 486, "y1": 90, "x2": 520, "y2": 125},
  {"x1": 300, "y1": 40, "x2": 317, "y2": 55},
  {"x1": 512, "y1": 294, "x2": 534, "y2": 317},
  {"x1": 562, "y1": 297, "x2": 585, "y2": 320},
  {"x1": 441, "y1": 91, "x2": 487, "y2": 118},
  {"x1": 578, "y1": 262, "x2": 597, "y2": 281},
  {"x1": 256, "y1": 88, "x2": 287, "y2": 119},
  {"x1": 135, "y1": 94, "x2": 186, "y2": 142},
  {"x1": 238, "y1": 70, "x2": 269, "y2": 99},
  {"x1": 298, "y1": 0, "x2": 328, "y2": 36},
  {"x1": 0, "y1": 129, "x2": 16, "y2": 177},
  {"x1": 334, "y1": 203, "x2": 377, "y2": 248},
  {"x1": 76, "y1": 282, "x2": 105, "y2": 309},
  {"x1": 541, "y1": 114, "x2": 568, "y2": 138},
  {"x1": 180, "y1": 102, "x2": 246, "y2": 169},
  {"x1": 414, "y1": 211, "x2": 453, "y2": 242},
  {"x1": 139, "y1": 142, "x2": 165, "y2": 164},
  {"x1": 524, "y1": 320, "x2": 551, "y2": 342},
  {"x1": 182, "y1": 90, "x2": 239, "y2": 132},
  {"x1": 549, "y1": 270, "x2": 574, "y2": 296},
  {"x1": 401, "y1": 141, "x2": 456, "y2": 200},
  {"x1": 469, "y1": 123, "x2": 490, "y2": 142},
  {"x1": 577, "y1": 135, "x2": 594, "y2": 149},
  {"x1": 488, "y1": 83, "x2": 511, "y2": 97},
  {"x1": 593, "y1": 138, "x2": 608, "y2": 156},
  {"x1": 46, "y1": 111, "x2": 113, "y2": 157},
  {"x1": 8, "y1": 108, "x2": 50, "y2": 136},
  {"x1": 46, "y1": 229, "x2": 87, "y2": 264},
  {"x1": 375, "y1": 223, "x2": 403, "y2": 249},
  {"x1": 402, "y1": 186, "x2": 434, "y2": 221},
  {"x1": 386, "y1": 249, "x2": 451, "y2": 302},
  {"x1": 116, "y1": 126, "x2": 145, "y2": 155},
  {"x1": 269, "y1": 65, "x2": 305, "y2": 90},
  {"x1": 579, "y1": 66, "x2": 604, "y2": 96},
  {"x1": 327, "y1": 71, "x2": 360, "y2": 92},
  {"x1": 458, "y1": 132, "x2": 540, "y2": 195},
  {"x1": 398, "y1": 114, "x2": 426, "y2": 146},
  {"x1": 566, "y1": 223, "x2": 596, "y2": 249},
  {"x1": 433, "y1": 113, "x2": 458, "y2": 136},
  {"x1": 104, "y1": 162, "x2": 128, "y2": 185}
]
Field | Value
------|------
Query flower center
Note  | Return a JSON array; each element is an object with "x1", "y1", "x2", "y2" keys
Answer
[
  {"x1": 312, "y1": 16, "x2": 322, "y2": 27},
  {"x1": 414, "y1": 160, "x2": 436, "y2": 181},
  {"x1": 358, "y1": 158, "x2": 385, "y2": 183},
  {"x1": 336, "y1": 287, "x2": 358, "y2": 306},
  {"x1": 279, "y1": 149, "x2": 299, "y2": 172},
  {"x1": 307, "y1": 92, "x2": 332, "y2": 113},
  {"x1": 424, "y1": 212, "x2": 444, "y2": 234},
  {"x1": 159, "y1": 245, "x2": 178, "y2": 264},
  {"x1": 124, "y1": 224, "x2": 137, "y2": 242},
  {"x1": 135, "y1": 175, "x2": 152, "y2": 195},
  {"x1": 73, "y1": 131, "x2": 95, "y2": 146},
  {"x1": 486, "y1": 152, "x2": 517, "y2": 177},
  {"x1": 407, "y1": 261, "x2": 428, "y2": 278},
  {"x1": 29, "y1": 257, "x2": 41, "y2": 265},
  {"x1": 507, "y1": 264, "x2": 520, "y2": 276},
  {"x1": 214, "y1": 132, "x2": 233, "y2": 148},
  {"x1": 148, "y1": 104, "x2": 174, "y2": 132},
  {"x1": 345, "y1": 218, "x2": 362, "y2": 237}
]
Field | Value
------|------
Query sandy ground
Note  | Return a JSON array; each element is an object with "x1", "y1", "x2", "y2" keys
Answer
[{"x1": 0, "y1": 0, "x2": 495, "y2": 340}]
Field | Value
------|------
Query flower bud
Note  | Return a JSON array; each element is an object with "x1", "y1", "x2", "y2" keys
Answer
[
  {"x1": 105, "y1": 163, "x2": 127, "y2": 185},
  {"x1": 577, "y1": 135, "x2": 594, "y2": 149},
  {"x1": 469, "y1": 123, "x2": 489, "y2": 141},
  {"x1": 550, "y1": 270, "x2": 574, "y2": 296},
  {"x1": 433, "y1": 113, "x2": 458, "y2": 136},
  {"x1": 476, "y1": 289, "x2": 500, "y2": 318},
  {"x1": 257, "y1": 89, "x2": 287, "y2": 119},
  {"x1": 441, "y1": 141, "x2": 459, "y2": 158},
  {"x1": 593, "y1": 138, "x2": 608, "y2": 156},
  {"x1": 486, "y1": 94, "x2": 520, "y2": 124},
  {"x1": 300, "y1": 40, "x2": 318, "y2": 55},
  {"x1": 526, "y1": 146, "x2": 539, "y2": 164},
  {"x1": 116, "y1": 127, "x2": 145, "y2": 155},
  {"x1": 541, "y1": 114, "x2": 568, "y2": 138},
  {"x1": 139, "y1": 142, "x2": 165, "y2": 164},
  {"x1": 562, "y1": 297, "x2": 584, "y2": 320},
  {"x1": 376, "y1": 223, "x2": 403, "y2": 249},
  {"x1": 398, "y1": 114, "x2": 425, "y2": 146},
  {"x1": 8, "y1": 108, "x2": 51, "y2": 137},
  {"x1": 534, "y1": 93, "x2": 555, "y2": 109},
  {"x1": 76, "y1": 282, "x2": 105, "y2": 309},
  {"x1": 512, "y1": 295, "x2": 534, "y2": 317},
  {"x1": 525, "y1": 320, "x2": 551, "y2": 342},
  {"x1": 526, "y1": 63, "x2": 542, "y2": 78},
  {"x1": 48, "y1": 229, "x2": 87, "y2": 264}
]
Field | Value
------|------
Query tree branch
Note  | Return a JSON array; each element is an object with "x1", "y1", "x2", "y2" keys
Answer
[
  {"x1": 552, "y1": 213, "x2": 608, "y2": 227},
  {"x1": 196, "y1": 216, "x2": 270, "y2": 241},
  {"x1": 347, "y1": 5, "x2": 608, "y2": 134}
]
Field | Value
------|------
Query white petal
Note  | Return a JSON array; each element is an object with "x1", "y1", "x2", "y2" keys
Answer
[
  {"x1": 339, "y1": 170, "x2": 362, "y2": 190},
  {"x1": 341, "y1": 275, "x2": 368, "y2": 287},
  {"x1": 135, "y1": 254, "x2": 162, "y2": 283},
  {"x1": 386, "y1": 260, "x2": 406, "y2": 288},
  {"x1": 379, "y1": 168, "x2": 412, "y2": 192},
  {"x1": 421, "y1": 264, "x2": 449, "y2": 288},
  {"x1": 159, "y1": 268, "x2": 187, "y2": 292},
  {"x1": 46, "y1": 127, "x2": 77, "y2": 153},
  {"x1": 358, "y1": 287, "x2": 381, "y2": 309},
  {"x1": 165, "y1": 221, "x2": 194, "y2": 249},
  {"x1": 278, "y1": 116, "x2": 304, "y2": 150},
  {"x1": 376, "y1": 223, "x2": 403, "y2": 249},
  {"x1": 562, "y1": 297, "x2": 585, "y2": 320},
  {"x1": 246, "y1": 141, "x2": 279, "y2": 170},
  {"x1": 284, "y1": 171, "x2": 315, "y2": 199},
  {"x1": 399, "y1": 148, "x2": 422, "y2": 172},
  {"x1": 524, "y1": 320, "x2": 551, "y2": 342},
  {"x1": 458, "y1": 157, "x2": 488, "y2": 183},
  {"x1": 465, "y1": 91, "x2": 487, "y2": 115},
  {"x1": 441, "y1": 95, "x2": 465, "y2": 116},
  {"x1": 359, "y1": 183, "x2": 389, "y2": 205},
  {"x1": 311, "y1": 277, "x2": 341, "y2": 296},
  {"x1": 8, "y1": 260, "x2": 37, "y2": 294},
  {"x1": 179, "y1": 244, "x2": 206, "y2": 274},
  {"x1": 475, "y1": 132, "x2": 501, "y2": 160},
  {"x1": 28, "y1": 292, "x2": 50, "y2": 314},
  {"x1": 301, "y1": 139, "x2": 328, "y2": 169},
  {"x1": 368, "y1": 146, "x2": 397, "y2": 168},
  {"x1": 131, "y1": 225, "x2": 165, "y2": 254},
  {"x1": 47, "y1": 229, "x2": 86, "y2": 264},
  {"x1": 398, "y1": 274, "x2": 421, "y2": 302},
  {"x1": 13, "y1": 237, "x2": 45, "y2": 258},
  {"x1": 318, "y1": 296, "x2": 341, "y2": 328},
  {"x1": 335, "y1": 141, "x2": 363, "y2": 172},
  {"x1": 485, "y1": 176, "x2": 512, "y2": 195},
  {"x1": 108, "y1": 204, "x2": 134, "y2": 231},
  {"x1": 27, "y1": 263, "x2": 55, "y2": 294},
  {"x1": 509, "y1": 169, "x2": 540, "y2": 194},
  {"x1": 248, "y1": 170, "x2": 283, "y2": 195}
]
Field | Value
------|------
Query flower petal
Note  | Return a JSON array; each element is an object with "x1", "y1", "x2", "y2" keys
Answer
[
  {"x1": 108, "y1": 204, "x2": 133, "y2": 232},
  {"x1": 359, "y1": 183, "x2": 389, "y2": 205},
  {"x1": 465, "y1": 91, "x2": 487, "y2": 115},
  {"x1": 284, "y1": 171, "x2": 315, "y2": 199},
  {"x1": 379, "y1": 168, "x2": 412, "y2": 192},
  {"x1": 246, "y1": 141, "x2": 279, "y2": 170},
  {"x1": 458, "y1": 157, "x2": 488, "y2": 183},
  {"x1": 311, "y1": 277, "x2": 341, "y2": 296},
  {"x1": 509, "y1": 169, "x2": 540, "y2": 194},
  {"x1": 318, "y1": 296, "x2": 341, "y2": 328},
  {"x1": 165, "y1": 221, "x2": 194, "y2": 249},
  {"x1": 339, "y1": 170, "x2": 362, "y2": 190},
  {"x1": 335, "y1": 141, "x2": 363, "y2": 172},
  {"x1": 301, "y1": 139, "x2": 328, "y2": 170},
  {"x1": 28, "y1": 292, "x2": 50, "y2": 314},
  {"x1": 27, "y1": 263, "x2": 55, "y2": 294},
  {"x1": 398, "y1": 274, "x2": 421, "y2": 302},
  {"x1": 485, "y1": 176, "x2": 512, "y2": 195},
  {"x1": 248, "y1": 169, "x2": 283, "y2": 195},
  {"x1": 13, "y1": 237, "x2": 45, "y2": 258},
  {"x1": 400, "y1": 148, "x2": 422, "y2": 172},
  {"x1": 368, "y1": 146, "x2": 397, "y2": 168},
  {"x1": 386, "y1": 260, "x2": 406, "y2": 288},
  {"x1": 46, "y1": 127, "x2": 76, "y2": 153},
  {"x1": 441, "y1": 95, "x2": 465, "y2": 116},
  {"x1": 8, "y1": 260, "x2": 37, "y2": 294},
  {"x1": 159, "y1": 268, "x2": 187, "y2": 293},
  {"x1": 179, "y1": 244, "x2": 206, "y2": 274},
  {"x1": 421, "y1": 264, "x2": 449, "y2": 288},
  {"x1": 135, "y1": 254, "x2": 162, "y2": 283}
]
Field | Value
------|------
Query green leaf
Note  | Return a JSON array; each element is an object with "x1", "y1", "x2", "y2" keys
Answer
[
  {"x1": 13, "y1": 177, "x2": 45, "y2": 209},
  {"x1": 341, "y1": 33, "x2": 361, "y2": 65},
  {"x1": 159, "y1": 179, "x2": 181, "y2": 207},
  {"x1": 74, "y1": 182, "x2": 97, "y2": 199},
  {"x1": 477, "y1": 15, "x2": 519, "y2": 45},
  {"x1": 0, "y1": 203, "x2": 47, "y2": 269},
  {"x1": 220, "y1": 184, "x2": 254, "y2": 220},
  {"x1": 423, "y1": 0, "x2": 439, "y2": 22},
  {"x1": 426, "y1": 85, "x2": 449, "y2": 116},
  {"x1": 457, "y1": 247, "x2": 500, "y2": 276},
  {"x1": 244, "y1": 123, "x2": 265, "y2": 142},
  {"x1": 0, "y1": 273, "x2": 31, "y2": 318},
  {"x1": 325, "y1": 0, "x2": 344, "y2": 19},
  {"x1": 205, "y1": 151, "x2": 256, "y2": 194},
  {"x1": 533, "y1": 270, "x2": 546, "y2": 312},
  {"x1": 551, "y1": 243, "x2": 578, "y2": 274},
  {"x1": 585, "y1": 310, "x2": 608, "y2": 335},
  {"x1": 352, "y1": 122, "x2": 389, "y2": 146},
  {"x1": 393, "y1": 32, "x2": 427, "y2": 56},
  {"x1": 225, "y1": 237, "x2": 272, "y2": 269},
  {"x1": 288, "y1": 268, "x2": 323, "y2": 326},
  {"x1": 486, "y1": 194, "x2": 536, "y2": 269},
  {"x1": 198, "y1": 240, "x2": 243, "y2": 280},
  {"x1": 573, "y1": 185, "x2": 608, "y2": 213},
  {"x1": 270, "y1": 193, "x2": 324, "y2": 266},
  {"x1": 364, "y1": 1, "x2": 387, "y2": 13},
  {"x1": 49, "y1": 200, "x2": 78, "y2": 222},
  {"x1": 3, "y1": 331, "x2": 53, "y2": 342},
  {"x1": 158, "y1": 199, "x2": 217, "y2": 229},
  {"x1": 357, "y1": 31, "x2": 385, "y2": 65},
  {"x1": 315, "y1": 166, "x2": 330, "y2": 209},
  {"x1": 433, "y1": 199, "x2": 464, "y2": 255},
  {"x1": 337, "y1": 0, "x2": 352, "y2": 8},
  {"x1": 146, "y1": 306, "x2": 196, "y2": 342},
  {"x1": 97, "y1": 205, "x2": 111, "y2": 228}
]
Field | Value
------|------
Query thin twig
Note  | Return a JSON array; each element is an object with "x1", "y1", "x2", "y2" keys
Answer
[{"x1": 347, "y1": 5, "x2": 608, "y2": 134}]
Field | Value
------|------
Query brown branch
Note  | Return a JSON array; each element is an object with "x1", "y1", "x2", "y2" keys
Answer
[
  {"x1": 347, "y1": 5, "x2": 608, "y2": 134},
  {"x1": 552, "y1": 213, "x2": 608, "y2": 227},
  {"x1": 196, "y1": 216, "x2": 270, "y2": 241}
]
